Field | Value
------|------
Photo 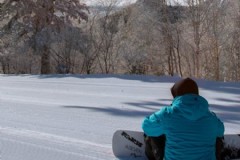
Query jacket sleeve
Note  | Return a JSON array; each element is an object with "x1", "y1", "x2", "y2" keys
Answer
[
  {"x1": 211, "y1": 112, "x2": 224, "y2": 137},
  {"x1": 216, "y1": 117, "x2": 224, "y2": 137},
  {"x1": 142, "y1": 109, "x2": 166, "y2": 137}
]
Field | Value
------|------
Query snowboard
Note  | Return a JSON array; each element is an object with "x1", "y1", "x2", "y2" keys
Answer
[{"x1": 112, "y1": 130, "x2": 240, "y2": 160}]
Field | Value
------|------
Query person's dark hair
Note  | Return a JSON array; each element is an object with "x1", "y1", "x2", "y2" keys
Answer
[{"x1": 171, "y1": 78, "x2": 199, "y2": 98}]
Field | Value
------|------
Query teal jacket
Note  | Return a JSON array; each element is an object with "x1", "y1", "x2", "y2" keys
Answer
[{"x1": 142, "y1": 94, "x2": 224, "y2": 160}]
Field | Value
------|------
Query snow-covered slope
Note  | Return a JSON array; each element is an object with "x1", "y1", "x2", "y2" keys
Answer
[{"x1": 0, "y1": 74, "x2": 240, "y2": 160}]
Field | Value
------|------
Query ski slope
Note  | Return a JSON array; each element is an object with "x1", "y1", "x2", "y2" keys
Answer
[{"x1": 0, "y1": 74, "x2": 240, "y2": 160}]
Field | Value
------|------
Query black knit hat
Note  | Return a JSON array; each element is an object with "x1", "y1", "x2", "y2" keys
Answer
[{"x1": 171, "y1": 78, "x2": 199, "y2": 98}]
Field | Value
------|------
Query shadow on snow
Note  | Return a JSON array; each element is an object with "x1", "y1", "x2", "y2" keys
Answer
[
  {"x1": 62, "y1": 105, "x2": 153, "y2": 117},
  {"x1": 61, "y1": 99, "x2": 171, "y2": 118},
  {"x1": 209, "y1": 103, "x2": 240, "y2": 124}
]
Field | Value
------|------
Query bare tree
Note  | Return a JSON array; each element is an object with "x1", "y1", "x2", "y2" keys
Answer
[
  {"x1": 90, "y1": 0, "x2": 122, "y2": 74},
  {"x1": 223, "y1": 0, "x2": 240, "y2": 81},
  {"x1": 149, "y1": 0, "x2": 184, "y2": 76},
  {"x1": 49, "y1": 26, "x2": 90, "y2": 74},
  {"x1": 79, "y1": 22, "x2": 97, "y2": 74},
  {"x1": 203, "y1": 0, "x2": 228, "y2": 80},
  {"x1": 184, "y1": 0, "x2": 212, "y2": 77}
]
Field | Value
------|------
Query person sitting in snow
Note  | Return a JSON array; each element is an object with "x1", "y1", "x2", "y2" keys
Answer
[{"x1": 142, "y1": 77, "x2": 224, "y2": 160}]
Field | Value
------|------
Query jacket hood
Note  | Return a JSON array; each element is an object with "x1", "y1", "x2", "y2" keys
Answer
[{"x1": 172, "y1": 94, "x2": 209, "y2": 121}]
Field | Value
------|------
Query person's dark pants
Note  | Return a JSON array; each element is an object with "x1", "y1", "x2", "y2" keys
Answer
[
  {"x1": 144, "y1": 134, "x2": 166, "y2": 160},
  {"x1": 216, "y1": 137, "x2": 224, "y2": 160},
  {"x1": 144, "y1": 134, "x2": 224, "y2": 160}
]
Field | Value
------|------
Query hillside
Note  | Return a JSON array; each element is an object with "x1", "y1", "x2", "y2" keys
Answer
[
  {"x1": 1, "y1": 0, "x2": 240, "y2": 81},
  {"x1": 1, "y1": 74, "x2": 240, "y2": 160}
]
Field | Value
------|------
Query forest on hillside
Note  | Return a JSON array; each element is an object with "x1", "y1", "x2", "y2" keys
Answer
[{"x1": 0, "y1": 0, "x2": 240, "y2": 82}]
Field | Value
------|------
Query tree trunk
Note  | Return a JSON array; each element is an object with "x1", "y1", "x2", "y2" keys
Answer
[{"x1": 41, "y1": 45, "x2": 51, "y2": 74}]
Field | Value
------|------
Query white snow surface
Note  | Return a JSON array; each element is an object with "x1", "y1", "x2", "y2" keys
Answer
[{"x1": 0, "y1": 74, "x2": 240, "y2": 160}]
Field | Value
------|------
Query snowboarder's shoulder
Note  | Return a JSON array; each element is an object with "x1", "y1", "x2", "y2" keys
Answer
[{"x1": 155, "y1": 106, "x2": 174, "y2": 118}]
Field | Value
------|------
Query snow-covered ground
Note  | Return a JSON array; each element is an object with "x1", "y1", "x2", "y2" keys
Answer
[{"x1": 0, "y1": 74, "x2": 240, "y2": 160}]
